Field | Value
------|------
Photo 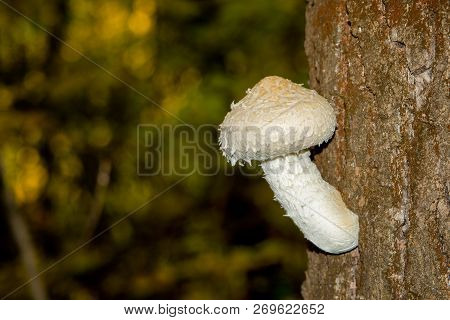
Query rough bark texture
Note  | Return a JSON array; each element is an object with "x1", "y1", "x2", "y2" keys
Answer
[{"x1": 302, "y1": 0, "x2": 448, "y2": 299}]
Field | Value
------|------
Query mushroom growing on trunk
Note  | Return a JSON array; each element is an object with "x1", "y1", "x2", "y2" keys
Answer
[{"x1": 219, "y1": 76, "x2": 359, "y2": 254}]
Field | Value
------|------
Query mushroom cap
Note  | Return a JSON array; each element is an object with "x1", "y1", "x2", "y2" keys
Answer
[{"x1": 219, "y1": 76, "x2": 336, "y2": 164}]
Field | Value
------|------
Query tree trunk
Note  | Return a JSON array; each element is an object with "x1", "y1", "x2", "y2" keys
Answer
[{"x1": 302, "y1": 0, "x2": 448, "y2": 299}]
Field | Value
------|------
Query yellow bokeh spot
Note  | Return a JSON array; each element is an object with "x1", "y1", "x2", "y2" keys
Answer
[
  {"x1": 88, "y1": 121, "x2": 112, "y2": 148},
  {"x1": 0, "y1": 87, "x2": 13, "y2": 110},
  {"x1": 128, "y1": 10, "x2": 153, "y2": 36},
  {"x1": 65, "y1": 22, "x2": 90, "y2": 52},
  {"x1": 99, "y1": 2, "x2": 128, "y2": 40},
  {"x1": 154, "y1": 265, "x2": 174, "y2": 287},
  {"x1": 10, "y1": 147, "x2": 48, "y2": 204},
  {"x1": 123, "y1": 45, "x2": 149, "y2": 71}
]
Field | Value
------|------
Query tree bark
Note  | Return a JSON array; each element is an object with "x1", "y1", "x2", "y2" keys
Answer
[{"x1": 302, "y1": 0, "x2": 448, "y2": 299}]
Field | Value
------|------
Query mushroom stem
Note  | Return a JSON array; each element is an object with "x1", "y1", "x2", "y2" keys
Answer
[{"x1": 260, "y1": 151, "x2": 358, "y2": 254}]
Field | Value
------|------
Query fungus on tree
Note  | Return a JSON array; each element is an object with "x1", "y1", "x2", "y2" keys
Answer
[{"x1": 219, "y1": 76, "x2": 359, "y2": 254}]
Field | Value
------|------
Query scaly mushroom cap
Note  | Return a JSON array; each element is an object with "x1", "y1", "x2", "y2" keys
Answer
[{"x1": 219, "y1": 76, "x2": 336, "y2": 164}]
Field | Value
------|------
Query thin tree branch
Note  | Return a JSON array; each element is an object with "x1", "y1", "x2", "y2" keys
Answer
[{"x1": 0, "y1": 161, "x2": 47, "y2": 299}]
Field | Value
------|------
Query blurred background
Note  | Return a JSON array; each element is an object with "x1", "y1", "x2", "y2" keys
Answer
[{"x1": 0, "y1": 0, "x2": 309, "y2": 299}]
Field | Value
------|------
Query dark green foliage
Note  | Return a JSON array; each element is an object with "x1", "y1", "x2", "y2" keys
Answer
[{"x1": 0, "y1": 0, "x2": 307, "y2": 299}]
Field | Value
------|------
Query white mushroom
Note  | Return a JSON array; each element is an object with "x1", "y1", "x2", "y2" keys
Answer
[{"x1": 219, "y1": 76, "x2": 358, "y2": 254}]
